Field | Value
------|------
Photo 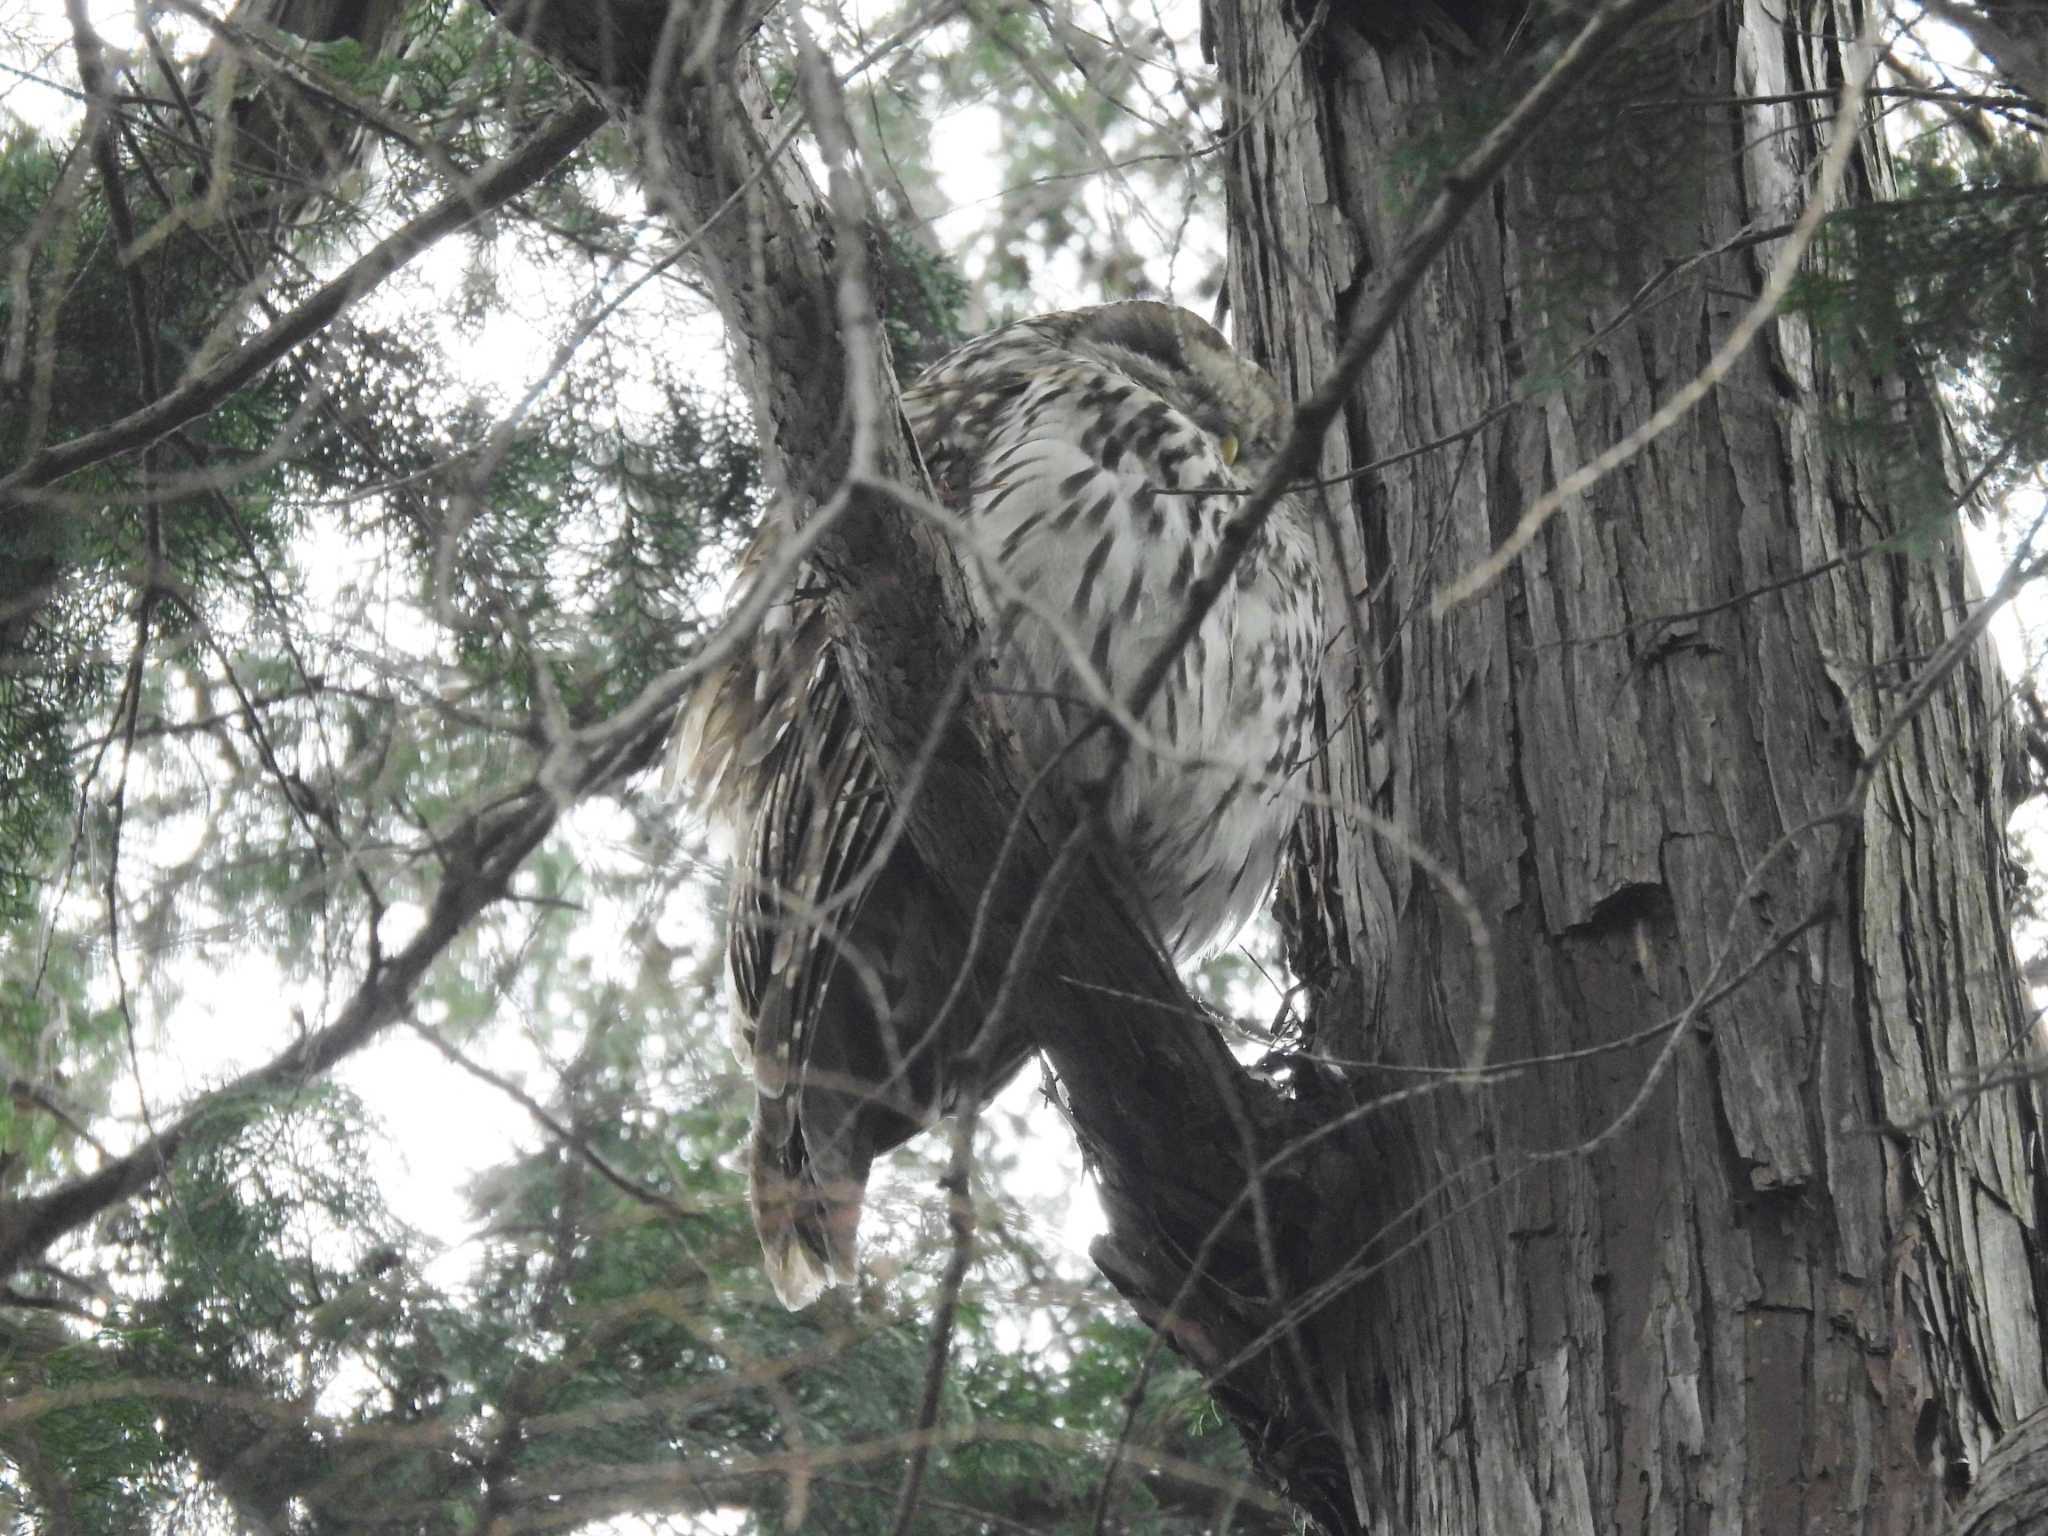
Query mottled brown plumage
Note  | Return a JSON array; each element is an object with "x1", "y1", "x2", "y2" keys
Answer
[{"x1": 673, "y1": 302, "x2": 1323, "y2": 1306}]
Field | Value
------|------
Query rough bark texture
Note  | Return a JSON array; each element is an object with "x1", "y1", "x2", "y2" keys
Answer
[{"x1": 1210, "y1": 0, "x2": 2048, "y2": 1529}]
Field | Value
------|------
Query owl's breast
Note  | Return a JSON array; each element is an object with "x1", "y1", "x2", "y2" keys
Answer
[{"x1": 911, "y1": 352, "x2": 1323, "y2": 960}]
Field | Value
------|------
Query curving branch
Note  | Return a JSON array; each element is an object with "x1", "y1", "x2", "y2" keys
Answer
[
  {"x1": 483, "y1": 0, "x2": 1335, "y2": 1492},
  {"x1": 1958, "y1": 1407, "x2": 2048, "y2": 1536}
]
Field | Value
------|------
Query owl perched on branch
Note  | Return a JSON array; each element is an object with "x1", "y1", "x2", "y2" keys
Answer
[{"x1": 675, "y1": 302, "x2": 1323, "y2": 1308}]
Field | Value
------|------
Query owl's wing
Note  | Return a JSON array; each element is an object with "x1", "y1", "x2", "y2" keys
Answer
[{"x1": 672, "y1": 550, "x2": 977, "y2": 1309}]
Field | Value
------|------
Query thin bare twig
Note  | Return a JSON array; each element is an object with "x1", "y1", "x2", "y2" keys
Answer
[{"x1": 404, "y1": 1018, "x2": 701, "y2": 1223}]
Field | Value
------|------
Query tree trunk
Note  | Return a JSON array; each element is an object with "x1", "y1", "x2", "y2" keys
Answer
[{"x1": 1206, "y1": 0, "x2": 2048, "y2": 1529}]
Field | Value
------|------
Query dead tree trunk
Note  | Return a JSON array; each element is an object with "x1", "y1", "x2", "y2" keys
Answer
[{"x1": 1207, "y1": 0, "x2": 2048, "y2": 1528}]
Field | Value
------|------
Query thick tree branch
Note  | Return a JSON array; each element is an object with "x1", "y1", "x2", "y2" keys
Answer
[
  {"x1": 486, "y1": 0, "x2": 1320, "y2": 1463},
  {"x1": 1918, "y1": 0, "x2": 2048, "y2": 114}
]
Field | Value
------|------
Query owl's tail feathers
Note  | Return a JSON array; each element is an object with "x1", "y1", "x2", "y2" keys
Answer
[{"x1": 750, "y1": 1117, "x2": 870, "y2": 1310}]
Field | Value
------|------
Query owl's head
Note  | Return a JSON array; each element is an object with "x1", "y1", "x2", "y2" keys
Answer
[{"x1": 1050, "y1": 301, "x2": 1292, "y2": 475}]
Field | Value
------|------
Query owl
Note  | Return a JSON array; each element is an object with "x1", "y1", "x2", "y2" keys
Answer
[{"x1": 675, "y1": 302, "x2": 1323, "y2": 1307}]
